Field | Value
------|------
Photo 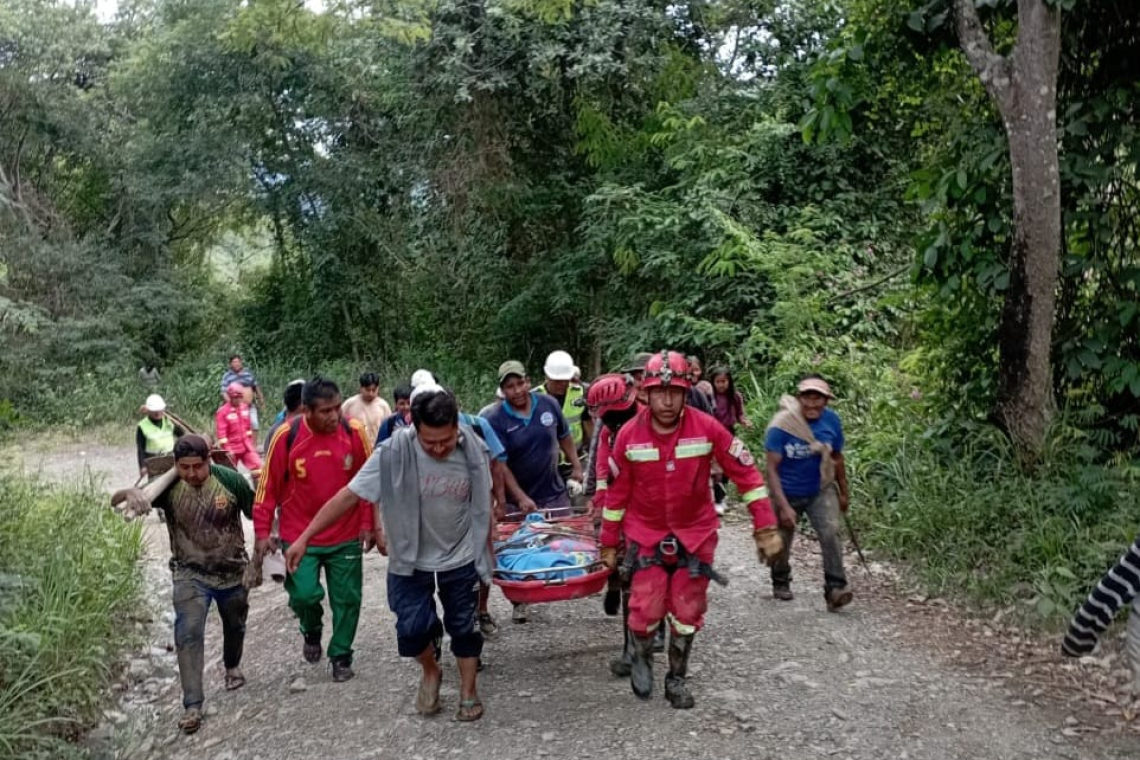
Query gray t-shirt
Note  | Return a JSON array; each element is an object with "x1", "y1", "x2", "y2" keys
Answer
[
  {"x1": 413, "y1": 444, "x2": 474, "y2": 571},
  {"x1": 349, "y1": 436, "x2": 476, "y2": 573}
]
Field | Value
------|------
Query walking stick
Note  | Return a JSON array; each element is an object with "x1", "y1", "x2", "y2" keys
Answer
[{"x1": 844, "y1": 513, "x2": 872, "y2": 579}]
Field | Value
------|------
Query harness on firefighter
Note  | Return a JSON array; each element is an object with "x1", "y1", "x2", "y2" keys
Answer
[{"x1": 620, "y1": 536, "x2": 728, "y2": 587}]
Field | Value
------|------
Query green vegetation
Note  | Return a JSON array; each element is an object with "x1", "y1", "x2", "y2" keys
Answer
[
  {"x1": 0, "y1": 0, "x2": 1138, "y2": 724},
  {"x1": 0, "y1": 475, "x2": 144, "y2": 759}
]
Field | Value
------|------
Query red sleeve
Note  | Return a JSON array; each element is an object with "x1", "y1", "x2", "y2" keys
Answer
[
  {"x1": 592, "y1": 431, "x2": 613, "y2": 509},
  {"x1": 350, "y1": 422, "x2": 374, "y2": 532},
  {"x1": 708, "y1": 420, "x2": 776, "y2": 531},
  {"x1": 253, "y1": 425, "x2": 289, "y2": 538},
  {"x1": 599, "y1": 425, "x2": 634, "y2": 548},
  {"x1": 215, "y1": 407, "x2": 228, "y2": 447}
]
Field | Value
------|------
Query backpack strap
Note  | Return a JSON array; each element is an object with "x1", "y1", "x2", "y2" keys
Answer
[{"x1": 282, "y1": 416, "x2": 303, "y2": 484}]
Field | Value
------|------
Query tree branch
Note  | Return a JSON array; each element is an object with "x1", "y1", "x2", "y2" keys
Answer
[
  {"x1": 954, "y1": 0, "x2": 1012, "y2": 114},
  {"x1": 826, "y1": 264, "x2": 911, "y2": 305}
]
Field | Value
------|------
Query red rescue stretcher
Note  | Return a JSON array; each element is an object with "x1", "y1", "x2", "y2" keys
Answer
[{"x1": 491, "y1": 515, "x2": 610, "y2": 605}]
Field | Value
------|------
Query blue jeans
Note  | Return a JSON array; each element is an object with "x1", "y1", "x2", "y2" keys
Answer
[
  {"x1": 172, "y1": 579, "x2": 248, "y2": 709},
  {"x1": 387, "y1": 563, "x2": 482, "y2": 659}
]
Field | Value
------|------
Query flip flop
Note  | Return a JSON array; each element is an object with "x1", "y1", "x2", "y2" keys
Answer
[
  {"x1": 415, "y1": 673, "x2": 442, "y2": 716},
  {"x1": 455, "y1": 697, "x2": 484, "y2": 722},
  {"x1": 178, "y1": 707, "x2": 202, "y2": 735},
  {"x1": 224, "y1": 671, "x2": 246, "y2": 691}
]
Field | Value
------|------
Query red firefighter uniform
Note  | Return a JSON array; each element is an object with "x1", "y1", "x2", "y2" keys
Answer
[
  {"x1": 215, "y1": 401, "x2": 262, "y2": 474},
  {"x1": 600, "y1": 405, "x2": 775, "y2": 637}
]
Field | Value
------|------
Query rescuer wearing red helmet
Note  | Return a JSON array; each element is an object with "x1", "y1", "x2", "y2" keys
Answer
[
  {"x1": 586, "y1": 373, "x2": 641, "y2": 674},
  {"x1": 599, "y1": 351, "x2": 783, "y2": 708}
]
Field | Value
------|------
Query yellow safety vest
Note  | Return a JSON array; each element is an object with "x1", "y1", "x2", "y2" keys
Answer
[
  {"x1": 536, "y1": 383, "x2": 587, "y2": 449},
  {"x1": 138, "y1": 416, "x2": 176, "y2": 456}
]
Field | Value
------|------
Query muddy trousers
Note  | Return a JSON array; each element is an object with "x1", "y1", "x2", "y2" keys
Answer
[
  {"x1": 283, "y1": 540, "x2": 362, "y2": 661},
  {"x1": 770, "y1": 486, "x2": 847, "y2": 589},
  {"x1": 172, "y1": 579, "x2": 248, "y2": 710},
  {"x1": 627, "y1": 534, "x2": 718, "y2": 637}
]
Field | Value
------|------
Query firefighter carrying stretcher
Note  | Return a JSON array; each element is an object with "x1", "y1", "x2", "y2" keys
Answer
[{"x1": 599, "y1": 350, "x2": 783, "y2": 709}]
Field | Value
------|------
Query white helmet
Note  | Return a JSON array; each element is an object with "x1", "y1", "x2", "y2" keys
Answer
[
  {"x1": 543, "y1": 350, "x2": 575, "y2": 381},
  {"x1": 410, "y1": 369, "x2": 435, "y2": 388},
  {"x1": 144, "y1": 394, "x2": 166, "y2": 413}
]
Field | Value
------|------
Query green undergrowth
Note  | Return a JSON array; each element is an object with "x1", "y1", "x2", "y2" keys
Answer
[
  {"x1": 4, "y1": 350, "x2": 499, "y2": 439},
  {"x1": 0, "y1": 474, "x2": 144, "y2": 759},
  {"x1": 733, "y1": 349, "x2": 1139, "y2": 630}
]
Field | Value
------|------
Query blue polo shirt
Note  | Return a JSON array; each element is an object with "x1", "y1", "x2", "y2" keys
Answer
[
  {"x1": 459, "y1": 412, "x2": 507, "y2": 462},
  {"x1": 764, "y1": 408, "x2": 845, "y2": 498},
  {"x1": 482, "y1": 392, "x2": 570, "y2": 502}
]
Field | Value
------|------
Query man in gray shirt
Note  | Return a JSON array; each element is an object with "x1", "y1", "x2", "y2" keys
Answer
[{"x1": 285, "y1": 385, "x2": 493, "y2": 722}]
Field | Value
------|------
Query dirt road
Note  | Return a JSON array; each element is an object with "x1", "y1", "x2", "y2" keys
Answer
[{"x1": 15, "y1": 439, "x2": 1139, "y2": 760}]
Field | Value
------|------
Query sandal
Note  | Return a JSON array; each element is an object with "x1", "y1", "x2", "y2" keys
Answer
[
  {"x1": 178, "y1": 707, "x2": 202, "y2": 735},
  {"x1": 224, "y1": 669, "x2": 246, "y2": 691},
  {"x1": 415, "y1": 672, "x2": 442, "y2": 716},
  {"x1": 455, "y1": 697, "x2": 484, "y2": 722}
]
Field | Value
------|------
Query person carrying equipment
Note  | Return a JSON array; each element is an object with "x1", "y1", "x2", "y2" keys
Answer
[
  {"x1": 136, "y1": 394, "x2": 185, "y2": 479},
  {"x1": 599, "y1": 351, "x2": 782, "y2": 708},
  {"x1": 586, "y1": 373, "x2": 640, "y2": 674}
]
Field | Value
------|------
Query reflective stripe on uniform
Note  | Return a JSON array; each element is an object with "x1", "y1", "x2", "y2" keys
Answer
[
  {"x1": 741, "y1": 486, "x2": 769, "y2": 503},
  {"x1": 667, "y1": 613, "x2": 697, "y2": 636},
  {"x1": 625, "y1": 448, "x2": 660, "y2": 462},
  {"x1": 602, "y1": 508, "x2": 625, "y2": 522},
  {"x1": 595, "y1": 481, "x2": 608, "y2": 491},
  {"x1": 674, "y1": 441, "x2": 713, "y2": 458}
]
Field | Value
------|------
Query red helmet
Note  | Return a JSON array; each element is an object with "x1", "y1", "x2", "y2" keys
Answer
[
  {"x1": 642, "y1": 351, "x2": 692, "y2": 391},
  {"x1": 587, "y1": 373, "x2": 637, "y2": 417}
]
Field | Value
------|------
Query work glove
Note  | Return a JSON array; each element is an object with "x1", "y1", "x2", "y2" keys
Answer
[
  {"x1": 566, "y1": 478, "x2": 585, "y2": 497},
  {"x1": 600, "y1": 546, "x2": 619, "y2": 571},
  {"x1": 753, "y1": 528, "x2": 783, "y2": 566}
]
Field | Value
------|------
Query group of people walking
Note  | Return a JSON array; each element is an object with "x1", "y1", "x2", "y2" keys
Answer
[{"x1": 127, "y1": 349, "x2": 853, "y2": 734}]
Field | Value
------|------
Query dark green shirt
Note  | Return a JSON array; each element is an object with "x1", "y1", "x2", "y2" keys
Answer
[{"x1": 154, "y1": 465, "x2": 253, "y2": 587}]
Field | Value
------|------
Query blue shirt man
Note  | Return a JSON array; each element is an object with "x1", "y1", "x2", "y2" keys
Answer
[
  {"x1": 764, "y1": 407, "x2": 844, "y2": 497},
  {"x1": 482, "y1": 360, "x2": 584, "y2": 511}
]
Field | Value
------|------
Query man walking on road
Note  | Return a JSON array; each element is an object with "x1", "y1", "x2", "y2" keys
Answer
[
  {"x1": 342, "y1": 371, "x2": 392, "y2": 444},
  {"x1": 483, "y1": 359, "x2": 583, "y2": 623},
  {"x1": 254, "y1": 377, "x2": 374, "y2": 682},
  {"x1": 216, "y1": 383, "x2": 262, "y2": 481},
  {"x1": 120, "y1": 435, "x2": 254, "y2": 735},
  {"x1": 220, "y1": 354, "x2": 267, "y2": 444},
  {"x1": 287, "y1": 387, "x2": 493, "y2": 721},
  {"x1": 136, "y1": 393, "x2": 185, "y2": 479},
  {"x1": 535, "y1": 350, "x2": 593, "y2": 477},
  {"x1": 764, "y1": 374, "x2": 853, "y2": 610},
  {"x1": 599, "y1": 351, "x2": 782, "y2": 708}
]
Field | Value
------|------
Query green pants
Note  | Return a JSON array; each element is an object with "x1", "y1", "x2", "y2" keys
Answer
[{"x1": 283, "y1": 540, "x2": 362, "y2": 661}]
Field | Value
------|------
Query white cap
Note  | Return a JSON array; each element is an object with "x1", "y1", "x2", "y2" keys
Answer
[
  {"x1": 543, "y1": 350, "x2": 575, "y2": 381},
  {"x1": 410, "y1": 369, "x2": 435, "y2": 388},
  {"x1": 409, "y1": 383, "x2": 444, "y2": 404},
  {"x1": 144, "y1": 394, "x2": 166, "y2": 413}
]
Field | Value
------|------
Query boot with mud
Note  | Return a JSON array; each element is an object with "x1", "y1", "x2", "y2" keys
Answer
[
  {"x1": 825, "y1": 584, "x2": 853, "y2": 612},
  {"x1": 610, "y1": 626, "x2": 635, "y2": 677},
  {"x1": 664, "y1": 633, "x2": 695, "y2": 709},
  {"x1": 630, "y1": 633, "x2": 656, "y2": 700}
]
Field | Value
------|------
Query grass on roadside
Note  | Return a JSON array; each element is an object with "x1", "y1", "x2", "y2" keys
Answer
[{"x1": 0, "y1": 474, "x2": 144, "y2": 759}]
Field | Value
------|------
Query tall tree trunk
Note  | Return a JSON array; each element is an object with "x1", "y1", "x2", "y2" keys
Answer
[{"x1": 955, "y1": 0, "x2": 1062, "y2": 461}]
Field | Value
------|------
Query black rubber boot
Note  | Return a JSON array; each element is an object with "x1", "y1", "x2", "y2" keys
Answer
[
  {"x1": 664, "y1": 633, "x2": 695, "y2": 709},
  {"x1": 630, "y1": 634, "x2": 655, "y2": 700},
  {"x1": 603, "y1": 572, "x2": 621, "y2": 616},
  {"x1": 610, "y1": 625, "x2": 634, "y2": 677}
]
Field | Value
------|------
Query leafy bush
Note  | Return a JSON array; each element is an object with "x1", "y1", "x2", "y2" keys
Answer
[{"x1": 0, "y1": 475, "x2": 144, "y2": 758}]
